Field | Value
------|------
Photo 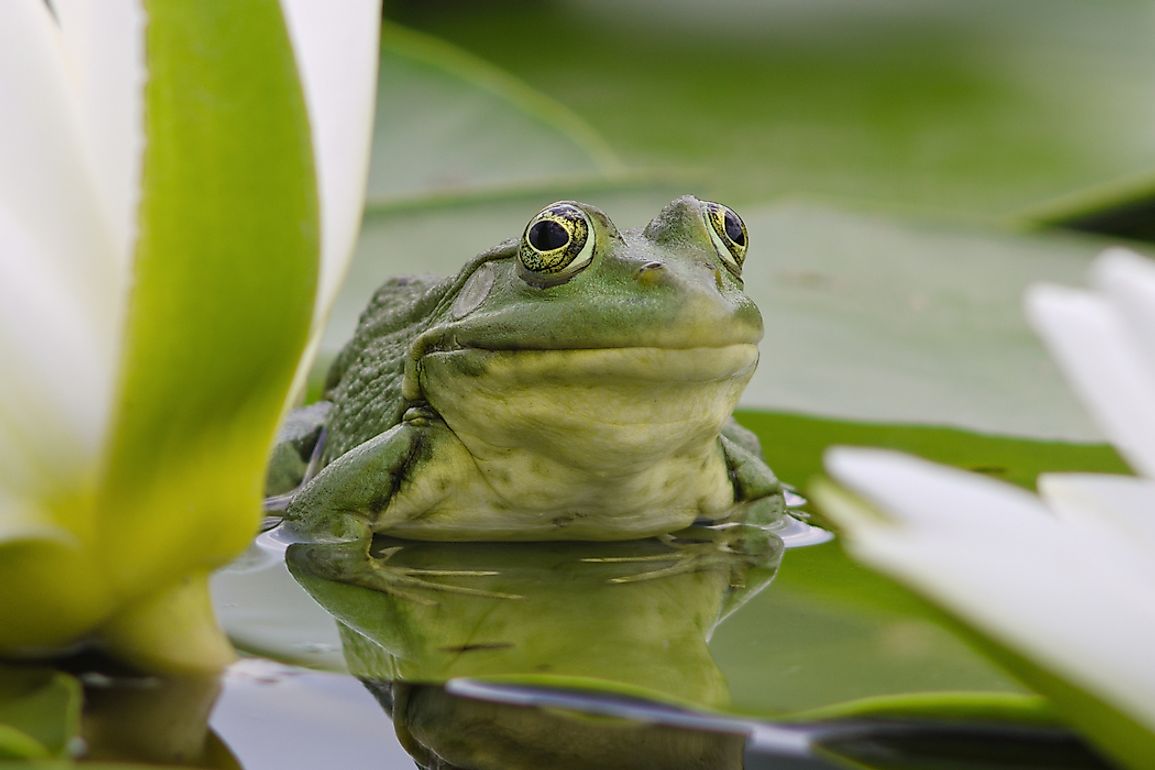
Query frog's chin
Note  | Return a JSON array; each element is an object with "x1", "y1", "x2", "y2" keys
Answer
[{"x1": 416, "y1": 344, "x2": 758, "y2": 469}]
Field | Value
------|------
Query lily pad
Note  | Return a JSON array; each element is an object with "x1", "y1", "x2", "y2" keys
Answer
[
  {"x1": 736, "y1": 410, "x2": 1128, "y2": 500},
  {"x1": 391, "y1": 0, "x2": 1155, "y2": 224},
  {"x1": 738, "y1": 201, "x2": 1153, "y2": 439},
  {"x1": 370, "y1": 23, "x2": 619, "y2": 204}
]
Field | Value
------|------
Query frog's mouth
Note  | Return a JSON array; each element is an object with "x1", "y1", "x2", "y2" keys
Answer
[{"x1": 405, "y1": 343, "x2": 759, "y2": 402}]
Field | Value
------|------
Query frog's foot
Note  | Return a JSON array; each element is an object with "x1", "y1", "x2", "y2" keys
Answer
[
  {"x1": 260, "y1": 491, "x2": 296, "y2": 531},
  {"x1": 263, "y1": 425, "x2": 330, "y2": 519},
  {"x1": 262, "y1": 491, "x2": 295, "y2": 515},
  {"x1": 287, "y1": 542, "x2": 523, "y2": 603},
  {"x1": 581, "y1": 522, "x2": 780, "y2": 585},
  {"x1": 782, "y1": 483, "x2": 809, "y2": 511}
]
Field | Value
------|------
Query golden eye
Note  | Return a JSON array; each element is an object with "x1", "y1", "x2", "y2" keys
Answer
[
  {"x1": 519, "y1": 202, "x2": 595, "y2": 278},
  {"x1": 703, "y1": 201, "x2": 747, "y2": 275}
]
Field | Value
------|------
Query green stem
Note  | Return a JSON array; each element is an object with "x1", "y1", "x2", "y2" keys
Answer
[{"x1": 99, "y1": 572, "x2": 234, "y2": 674}]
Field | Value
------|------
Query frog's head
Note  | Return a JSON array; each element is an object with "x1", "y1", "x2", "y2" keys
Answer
[{"x1": 405, "y1": 196, "x2": 763, "y2": 468}]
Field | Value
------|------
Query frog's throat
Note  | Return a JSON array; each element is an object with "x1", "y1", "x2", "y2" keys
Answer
[
  {"x1": 401, "y1": 343, "x2": 758, "y2": 403},
  {"x1": 409, "y1": 345, "x2": 758, "y2": 484}
]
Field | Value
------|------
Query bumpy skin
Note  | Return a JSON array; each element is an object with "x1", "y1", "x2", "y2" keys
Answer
[
  {"x1": 273, "y1": 196, "x2": 785, "y2": 570},
  {"x1": 321, "y1": 250, "x2": 502, "y2": 462}
]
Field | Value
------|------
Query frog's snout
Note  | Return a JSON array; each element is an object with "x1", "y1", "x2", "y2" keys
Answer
[
  {"x1": 635, "y1": 257, "x2": 725, "y2": 291},
  {"x1": 636, "y1": 260, "x2": 665, "y2": 286}
]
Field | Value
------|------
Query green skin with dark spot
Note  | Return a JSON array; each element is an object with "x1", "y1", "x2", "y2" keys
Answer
[{"x1": 269, "y1": 196, "x2": 786, "y2": 586}]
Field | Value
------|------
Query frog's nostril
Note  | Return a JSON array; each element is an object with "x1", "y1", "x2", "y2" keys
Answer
[{"x1": 636, "y1": 261, "x2": 665, "y2": 286}]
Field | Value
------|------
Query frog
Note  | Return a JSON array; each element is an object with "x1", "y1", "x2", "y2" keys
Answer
[{"x1": 268, "y1": 195, "x2": 786, "y2": 586}]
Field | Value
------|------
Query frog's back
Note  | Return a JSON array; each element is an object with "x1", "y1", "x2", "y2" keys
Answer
[{"x1": 322, "y1": 274, "x2": 451, "y2": 462}]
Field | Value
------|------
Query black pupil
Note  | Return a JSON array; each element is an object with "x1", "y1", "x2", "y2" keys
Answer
[
  {"x1": 528, "y1": 220, "x2": 570, "y2": 251},
  {"x1": 723, "y1": 211, "x2": 745, "y2": 246}
]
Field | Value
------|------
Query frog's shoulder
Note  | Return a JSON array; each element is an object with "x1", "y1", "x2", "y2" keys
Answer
[
  {"x1": 322, "y1": 241, "x2": 517, "y2": 462},
  {"x1": 322, "y1": 273, "x2": 453, "y2": 461},
  {"x1": 325, "y1": 274, "x2": 447, "y2": 391}
]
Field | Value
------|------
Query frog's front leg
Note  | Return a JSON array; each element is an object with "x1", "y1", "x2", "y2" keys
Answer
[
  {"x1": 264, "y1": 401, "x2": 332, "y2": 502},
  {"x1": 281, "y1": 414, "x2": 425, "y2": 547},
  {"x1": 718, "y1": 420, "x2": 785, "y2": 527},
  {"x1": 280, "y1": 413, "x2": 503, "y2": 598}
]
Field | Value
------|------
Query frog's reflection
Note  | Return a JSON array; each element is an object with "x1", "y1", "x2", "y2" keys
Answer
[
  {"x1": 367, "y1": 682, "x2": 748, "y2": 770},
  {"x1": 287, "y1": 521, "x2": 783, "y2": 770}
]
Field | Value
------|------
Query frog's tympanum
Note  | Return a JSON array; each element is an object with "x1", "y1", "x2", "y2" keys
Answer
[{"x1": 269, "y1": 196, "x2": 785, "y2": 578}]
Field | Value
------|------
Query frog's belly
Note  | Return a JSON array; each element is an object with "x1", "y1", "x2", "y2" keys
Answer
[
  {"x1": 378, "y1": 345, "x2": 754, "y2": 540},
  {"x1": 376, "y1": 418, "x2": 736, "y2": 542}
]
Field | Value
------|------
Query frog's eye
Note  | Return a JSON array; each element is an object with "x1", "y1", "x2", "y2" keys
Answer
[
  {"x1": 703, "y1": 201, "x2": 747, "y2": 276},
  {"x1": 519, "y1": 202, "x2": 595, "y2": 280}
]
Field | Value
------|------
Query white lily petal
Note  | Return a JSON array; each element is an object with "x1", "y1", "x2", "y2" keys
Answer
[
  {"x1": 52, "y1": 0, "x2": 146, "y2": 277},
  {"x1": 847, "y1": 530, "x2": 1155, "y2": 732},
  {"x1": 0, "y1": 1, "x2": 117, "y2": 489},
  {"x1": 824, "y1": 449, "x2": 1155, "y2": 732},
  {"x1": 1039, "y1": 473, "x2": 1155, "y2": 555},
  {"x1": 824, "y1": 447, "x2": 1050, "y2": 532},
  {"x1": 1093, "y1": 249, "x2": 1155, "y2": 383},
  {"x1": 0, "y1": 1, "x2": 119, "y2": 352},
  {"x1": 1027, "y1": 284, "x2": 1155, "y2": 478},
  {"x1": 0, "y1": 207, "x2": 109, "y2": 493},
  {"x1": 280, "y1": 0, "x2": 380, "y2": 320}
]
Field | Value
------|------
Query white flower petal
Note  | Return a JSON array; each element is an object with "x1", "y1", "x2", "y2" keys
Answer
[
  {"x1": 1093, "y1": 249, "x2": 1155, "y2": 369},
  {"x1": 823, "y1": 448, "x2": 1155, "y2": 733},
  {"x1": 0, "y1": 1, "x2": 117, "y2": 483},
  {"x1": 1026, "y1": 283, "x2": 1155, "y2": 478},
  {"x1": 0, "y1": 207, "x2": 111, "y2": 494},
  {"x1": 824, "y1": 447, "x2": 1050, "y2": 532},
  {"x1": 280, "y1": 0, "x2": 381, "y2": 321},
  {"x1": 847, "y1": 530, "x2": 1155, "y2": 732},
  {"x1": 52, "y1": 0, "x2": 146, "y2": 278},
  {"x1": 1039, "y1": 473, "x2": 1155, "y2": 555}
]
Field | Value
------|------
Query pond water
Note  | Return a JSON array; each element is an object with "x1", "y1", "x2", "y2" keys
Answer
[
  {"x1": 4, "y1": 513, "x2": 1110, "y2": 769},
  {"x1": 199, "y1": 517, "x2": 1111, "y2": 770}
]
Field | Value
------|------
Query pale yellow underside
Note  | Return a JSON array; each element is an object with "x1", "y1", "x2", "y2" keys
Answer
[{"x1": 381, "y1": 345, "x2": 757, "y2": 541}]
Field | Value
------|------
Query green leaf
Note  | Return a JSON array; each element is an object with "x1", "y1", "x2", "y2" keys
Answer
[
  {"x1": 93, "y1": 0, "x2": 318, "y2": 670},
  {"x1": 391, "y1": 1, "x2": 1155, "y2": 224},
  {"x1": 370, "y1": 23, "x2": 619, "y2": 204},
  {"x1": 0, "y1": 665, "x2": 80, "y2": 760},
  {"x1": 736, "y1": 410, "x2": 1128, "y2": 502},
  {"x1": 735, "y1": 201, "x2": 1152, "y2": 439}
]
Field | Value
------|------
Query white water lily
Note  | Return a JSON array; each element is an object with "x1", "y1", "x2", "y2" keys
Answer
[
  {"x1": 0, "y1": 0, "x2": 379, "y2": 672},
  {"x1": 817, "y1": 249, "x2": 1155, "y2": 768}
]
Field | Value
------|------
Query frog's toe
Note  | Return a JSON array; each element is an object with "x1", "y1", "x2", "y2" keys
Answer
[
  {"x1": 263, "y1": 490, "x2": 296, "y2": 514},
  {"x1": 287, "y1": 542, "x2": 522, "y2": 602}
]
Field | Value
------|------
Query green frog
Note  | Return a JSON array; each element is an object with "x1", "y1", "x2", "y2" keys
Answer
[{"x1": 269, "y1": 196, "x2": 785, "y2": 569}]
